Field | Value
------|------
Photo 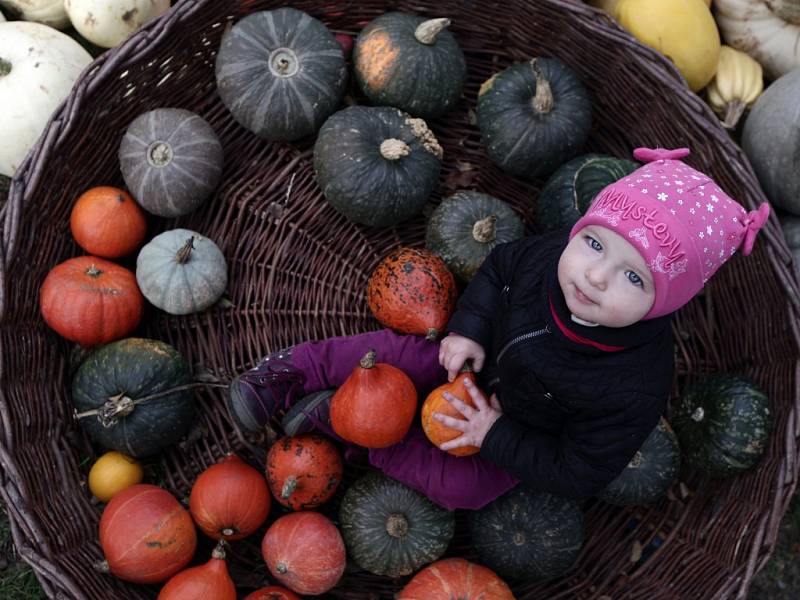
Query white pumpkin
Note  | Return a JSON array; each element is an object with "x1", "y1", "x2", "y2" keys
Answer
[
  {"x1": 0, "y1": 0, "x2": 70, "y2": 29},
  {"x1": 0, "y1": 22, "x2": 92, "y2": 177},
  {"x1": 715, "y1": 0, "x2": 800, "y2": 79},
  {"x1": 64, "y1": 0, "x2": 170, "y2": 49}
]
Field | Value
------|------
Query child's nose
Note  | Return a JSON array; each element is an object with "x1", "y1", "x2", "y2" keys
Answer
[{"x1": 586, "y1": 266, "x2": 608, "y2": 290}]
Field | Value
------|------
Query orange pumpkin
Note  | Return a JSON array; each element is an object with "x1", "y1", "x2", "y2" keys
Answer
[
  {"x1": 157, "y1": 542, "x2": 236, "y2": 600},
  {"x1": 39, "y1": 256, "x2": 144, "y2": 347},
  {"x1": 70, "y1": 186, "x2": 147, "y2": 258},
  {"x1": 99, "y1": 484, "x2": 197, "y2": 584},
  {"x1": 261, "y1": 511, "x2": 346, "y2": 595},
  {"x1": 189, "y1": 454, "x2": 271, "y2": 541},
  {"x1": 266, "y1": 434, "x2": 342, "y2": 510},
  {"x1": 367, "y1": 247, "x2": 457, "y2": 340},
  {"x1": 243, "y1": 586, "x2": 302, "y2": 600},
  {"x1": 330, "y1": 350, "x2": 417, "y2": 448},
  {"x1": 397, "y1": 558, "x2": 514, "y2": 599},
  {"x1": 421, "y1": 368, "x2": 481, "y2": 456}
]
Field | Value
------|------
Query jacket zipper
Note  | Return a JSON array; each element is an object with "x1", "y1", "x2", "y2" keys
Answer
[{"x1": 496, "y1": 325, "x2": 551, "y2": 364}]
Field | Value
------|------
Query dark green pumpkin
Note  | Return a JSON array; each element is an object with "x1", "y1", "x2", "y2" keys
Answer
[
  {"x1": 469, "y1": 485, "x2": 583, "y2": 580},
  {"x1": 672, "y1": 375, "x2": 771, "y2": 478},
  {"x1": 477, "y1": 58, "x2": 592, "y2": 179},
  {"x1": 537, "y1": 154, "x2": 638, "y2": 231},
  {"x1": 426, "y1": 191, "x2": 525, "y2": 281},
  {"x1": 597, "y1": 417, "x2": 680, "y2": 506},
  {"x1": 215, "y1": 7, "x2": 347, "y2": 141},
  {"x1": 72, "y1": 338, "x2": 196, "y2": 458},
  {"x1": 354, "y1": 12, "x2": 466, "y2": 120},
  {"x1": 338, "y1": 471, "x2": 455, "y2": 577},
  {"x1": 314, "y1": 106, "x2": 443, "y2": 226}
]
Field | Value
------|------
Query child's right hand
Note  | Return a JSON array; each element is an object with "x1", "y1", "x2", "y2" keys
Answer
[{"x1": 438, "y1": 333, "x2": 486, "y2": 382}]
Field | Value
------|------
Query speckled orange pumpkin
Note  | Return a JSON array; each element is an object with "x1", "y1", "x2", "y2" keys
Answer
[
  {"x1": 366, "y1": 247, "x2": 457, "y2": 340},
  {"x1": 70, "y1": 186, "x2": 147, "y2": 258}
]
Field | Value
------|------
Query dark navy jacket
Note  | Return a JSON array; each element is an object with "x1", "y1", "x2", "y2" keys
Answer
[{"x1": 447, "y1": 229, "x2": 674, "y2": 499}]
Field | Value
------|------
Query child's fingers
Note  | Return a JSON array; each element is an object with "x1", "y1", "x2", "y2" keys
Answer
[
  {"x1": 445, "y1": 355, "x2": 463, "y2": 381},
  {"x1": 462, "y1": 379, "x2": 488, "y2": 410},
  {"x1": 442, "y1": 391, "x2": 477, "y2": 418},
  {"x1": 439, "y1": 435, "x2": 473, "y2": 452},
  {"x1": 472, "y1": 354, "x2": 484, "y2": 372},
  {"x1": 489, "y1": 393, "x2": 502, "y2": 412},
  {"x1": 433, "y1": 410, "x2": 469, "y2": 431}
]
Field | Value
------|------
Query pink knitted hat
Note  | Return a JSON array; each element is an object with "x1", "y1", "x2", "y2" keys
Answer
[{"x1": 569, "y1": 147, "x2": 771, "y2": 320}]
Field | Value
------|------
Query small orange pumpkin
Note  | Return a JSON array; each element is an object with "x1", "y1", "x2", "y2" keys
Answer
[
  {"x1": 421, "y1": 367, "x2": 481, "y2": 456},
  {"x1": 330, "y1": 350, "x2": 417, "y2": 448},
  {"x1": 367, "y1": 247, "x2": 457, "y2": 340},
  {"x1": 157, "y1": 542, "x2": 236, "y2": 600},
  {"x1": 39, "y1": 256, "x2": 144, "y2": 347},
  {"x1": 397, "y1": 558, "x2": 514, "y2": 599},
  {"x1": 243, "y1": 586, "x2": 302, "y2": 600},
  {"x1": 266, "y1": 434, "x2": 343, "y2": 510},
  {"x1": 70, "y1": 186, "x2": 147, "y2": 258}
]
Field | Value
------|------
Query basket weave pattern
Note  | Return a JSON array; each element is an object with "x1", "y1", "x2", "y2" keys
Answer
[{"x1": 1, "y1": 0, "x2": 799, "y2": 598}]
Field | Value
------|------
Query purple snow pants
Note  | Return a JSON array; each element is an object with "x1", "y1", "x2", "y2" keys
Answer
[{"x1": 290, "y1": 328, "x2": 519, "y2": 510}]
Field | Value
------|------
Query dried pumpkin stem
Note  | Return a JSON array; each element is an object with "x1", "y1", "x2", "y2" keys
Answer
[
  {"x1": 426, "y1": 328, "x2": 439, "y2": 341},
  {"x1": 415, "y1": 18, "x2": 451, "y2": 44},
  {"x1": 212, "y1": 540, "x2": 227, "y2": 560},
  {"x1": 386, "y1": 513, "x2": 410, "y2": 538},
  {"x1": 628, "y1": 451, "x2": 643, "y2": 469},
  {"x1": 147, "y1": 141, "x2": 174, "y2": 167},
  {"x1": 176, "y1": 237, "x2": 195, "y2": 264},
  {"x1": 359, "y1": 350, "x2": 377, "y2": 369},
  {"x1": 530, "y1": 59, "x2": 554, "y2": 114},
  {"x1": 691, "y1": 407, "x2": 705, "y2": 422},
  {"x1": 722, "y1": 100, "x2": 746, "y2": 130},
  {"x1": 281, "y1": 475, "x2": 298, "y2": 500},
  {"x1": 472, "y1": 215, "x2": 497, "y2": 243},
  {"x1": 85, "y1": 264, "x2": 103, "y2": 278},
  {"x1": 276, "y1": 562, "x2": 288, "y2": 574},
  {"x1": 0, "y1": 59, "x2": 11, "y2": 77},
  {"x1": 380, "y1": 138, "x2": 411, "y2": 160},
  {"x1": 221, "y1": 527, "x2": 235, "y2": 537},
  {"x1": 458, "y1": 361, "x2": 474, "y2": 374}
]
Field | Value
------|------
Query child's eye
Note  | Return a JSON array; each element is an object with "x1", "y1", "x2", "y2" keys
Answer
[
  {"x1": 586, "y1": 236, "x2": 602, "y2": 252},
  {"x1": 626, "y1": 271, "x2": 644, "y2": 287}
]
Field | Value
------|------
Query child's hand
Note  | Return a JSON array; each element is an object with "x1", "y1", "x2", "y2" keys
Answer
[
  {"x1": 439, "y1": 333, "x2": 485, "y2": 382},
  {"x1": 434, "y1": 378, "x2": 502, "y2": 452}
]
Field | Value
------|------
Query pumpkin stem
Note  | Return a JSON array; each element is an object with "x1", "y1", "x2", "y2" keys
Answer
[
  {"x1": 459, "y1": 361, "x2": 474, "y2": 374},
  {"x1": 406, "y1": 117, "x2": 444, "y2": 160},
  {"x1": 425, "y1": 328, "x2": 439, "y2": 341},
  {"x1": 513, "y1": 532, "x2": 526, "y2": 546},
  {"x1": 530, "y1": 59, "x2": 554, "y2": 114},
  {"x1": 414, "y1": 18, "x2": 451, "y2": 45},
  {"x1": 472, "y1": 215, "x2": 497, "y2": 243},
  {"x1": 221, "y1": 527, "x2": 236, "y2": 537},
  {"x1": 147, "y1": 141, "x2": 174, "y2": 168},
  {"x1": 281, "y1": 475, "x2": 298, "y2": 500},
  {"x1": 628, "y1": 451, "x2": 643, "y2": 469},
  {"x1": 359, "y1": 350, "x2": 377, "y2": 369},
  {"x1": 0, "y1": 59, "x2": 11, "y2": 78},
  {"x1": 380, "y1": 138, "x2": 411, "y2": 160},
  {"x1": 85, "y1": 264, "x2": 104, "y2": 278},
  {"x1": 691, "y1": 407, "x2": 705, "y2": 423},
  {"x1": 212, "y1": 541, "x2": 227, "y2": 560},
  {"x1": 176, "y1": 237, "x2": 195, "y2": 264},
  {"x1": 276, "y1": 562, "x2": 288, "y2": 574},
  {"x1": 721, "y1": 100, "x2": 746, "y2": 130},
  {"x1": 386, "y1": 513, "x2": 410, "y2": 538},
  {"x1": 93, "y1": 560, "x2": 110, "y2": 573},
  {"x1": 269, "y1": 48, "x2": 299, "y2": 77}
]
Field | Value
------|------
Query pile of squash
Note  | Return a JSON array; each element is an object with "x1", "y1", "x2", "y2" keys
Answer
[{"x1": 26, "y1": 3, "x2": 777, "y2": 598}]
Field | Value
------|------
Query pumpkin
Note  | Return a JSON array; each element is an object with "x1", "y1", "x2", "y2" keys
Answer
[
  {"x1": 339, "y1": 471, "x2": 455, "y2": 577},
  {"x1": 157, "y1": 542, "x2": 236, "y2": 600},
  {"x1": 189, "y1": 454, "x2": 271, "y2": 541},
  {"x1": 261, "y1": 511, "x2": 346, "y2": 595},
  {"x1": 136, "y1": 229, "x2": 228, "y2": 315},
  {"x1": 70, "y1": 186, "x2": 147, "y2": 258},
  {"x1": 742, "y1": 68, "x2": 800, "y2": 216},
  {"x1": 330, "y1": 350, "x2": 417, "y2": 448},
  {"x1": 119, "y1": 108, "x2": 223, "y2": 217},
  {"x1": 0, "y1": 22, "x2": 92, "y2": 176},
  {"x1": 586, "y1": 0, "x2": 712, "y2": 18},
  {"x1": 537, "y1": 154, "x2": 638, "y2": 232},
  {"x1": 243, "y1": 587, "x2": 301, "y2": 600},
  {"x1": 614, "y1": 0, "x2": 721, "y2": 92},
  {"x1": 353, "y1": 12, "x2": 466, "y2": 120},
  {"x1": 366, "y1": 247, "x2": 457, "y2": 340},
  {"x1": 64, "y1": 0, "x2": 171, "y2": 48},
  {"x1": 706, "y1": 45, "x2": 764, "y2": 129},
  {"x1": 39, "y1": 256, "x2": 144, "y2": 347},
  {"x1": 426, "y1": 191, "x2": 525, "y2": 281},
  {"x1": 99, "y1": 484, "x2": 197, "y2": 584},
  {"x1": 280, "y1": 389, "x2": 334, "y2": 436},
  {"x1": 421, "y1": 366, "x2": 481, "y2": 456},
  {"x1": 715, "y1": 0, "x2": 800, "y2": 79},
  {"x1": 72, "y1": 338, "x2": 196, "y2": 458},
  {"x1": 88, "y1": 450, "x2": 144, "y2": 503},
  {"x1": 397, "y1": 558, "x2": 514, "y2": 599},
  {"x1": 469, "y1": 486, "x2": 584, "y2": 581},
  {"x1": 671, "y1": 375, "x2": 771, "y2": 478},
  {"x1": 477, "y1": 58, "x2": 592, "y2": 179},
  {"x1": 215, "y1": 7, "x2": 346, "y2": 142},
  {"x1": 597, "y1": 417, "x2": 680, "y2": 506},
  {"x1": 313, "y1": 105, "x2": 443, "y2": 227},
  {"x1": 266, "y1": 433, "x2": 342, "y2": 510},
  {"x1": 0, "y1": 0, "x2": 69, "y2": 28},
  {"x1": 780, "y1": 215, "x2": 800, "y2": 277}
]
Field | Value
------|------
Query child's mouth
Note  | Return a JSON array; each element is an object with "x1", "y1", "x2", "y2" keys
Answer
[{"x1": 574, "y1": 285, "x2": 596, "y2": 305}]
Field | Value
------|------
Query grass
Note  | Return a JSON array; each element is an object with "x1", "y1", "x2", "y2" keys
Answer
[{"x1": 0, "y1": 503, "x2": 46, "y2": 600}]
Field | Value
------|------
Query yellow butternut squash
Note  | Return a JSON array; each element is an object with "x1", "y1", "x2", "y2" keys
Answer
[
  {"x1": 587, "y1": 0, "x2": 710, "y2": 17},
  {"x1": 706, "y1": 45, "x2": 764, "y2": 129}
]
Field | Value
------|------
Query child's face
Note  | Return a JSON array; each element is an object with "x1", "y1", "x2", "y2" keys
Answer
[{"x1": 557, "y1": 225, "x2": 656, "y2": 327}]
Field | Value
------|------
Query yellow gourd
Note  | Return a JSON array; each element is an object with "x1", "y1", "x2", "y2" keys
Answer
[
  {"x1": 587, "y1": 0, "x2": 710, "y2": 16},
  {"x1": 614, "y1": 0, "x2": 721, "y2": 91},
  {"x1": 88, "y1": 451, "x2": 144, "y2": 503},
  {"x1": 706, "y1": 45, "x2": 764, "y2": 129}
]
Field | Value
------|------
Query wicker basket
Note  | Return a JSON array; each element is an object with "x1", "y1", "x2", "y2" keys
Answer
[{"x1": 1, "y1": 0, "x2": 799, "y2": 598}]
